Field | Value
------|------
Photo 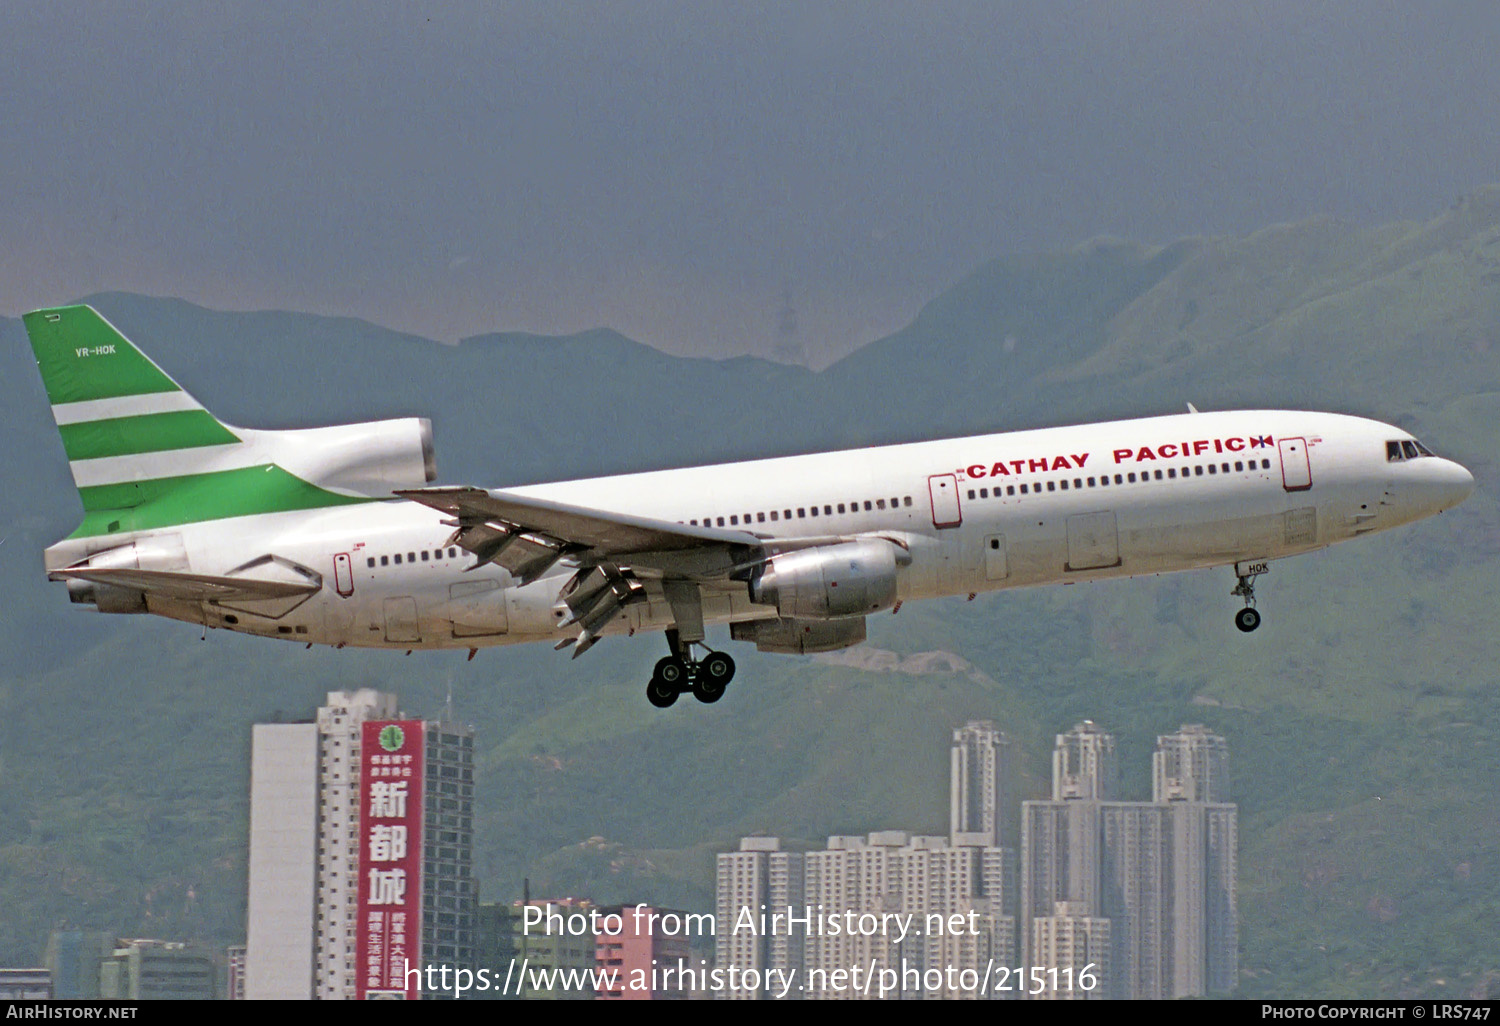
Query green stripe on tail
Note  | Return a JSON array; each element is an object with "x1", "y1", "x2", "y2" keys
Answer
[{"x1": 23, "y1": 306, "x2": 184, "y2": 404}]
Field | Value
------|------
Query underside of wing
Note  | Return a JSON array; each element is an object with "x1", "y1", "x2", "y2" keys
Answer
[{"x1": 396, "y1": 485, "x2": 899, "y2": 660}]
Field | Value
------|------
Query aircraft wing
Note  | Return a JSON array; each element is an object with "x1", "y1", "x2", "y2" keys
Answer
[
  {"x1": 397, "y1": 485, "x2": 894, "y2": 658},
  {"x1": 51, "y1": 566, "x2": 321, "y2": 603},
  {"x1": 395, "y1": 486, "x2": 773, "y2": 585}
]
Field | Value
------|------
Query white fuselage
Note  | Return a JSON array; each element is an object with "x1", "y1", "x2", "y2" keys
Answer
[{"x1": 45, "y1": 409, "x2": 1474, "y2": 651}]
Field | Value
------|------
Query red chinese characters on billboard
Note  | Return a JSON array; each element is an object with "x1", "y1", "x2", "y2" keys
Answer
[{"x1": 356, "y1": 719, "x2": 424, "y2": 999}]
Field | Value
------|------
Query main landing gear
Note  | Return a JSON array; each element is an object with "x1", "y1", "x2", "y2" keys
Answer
[
  {"x1": 1231, "y1": 565, "x2": 1263, "y2": 633},
  {"x1": 646, "y1": 629, "x2": 736, "y2": 708}
]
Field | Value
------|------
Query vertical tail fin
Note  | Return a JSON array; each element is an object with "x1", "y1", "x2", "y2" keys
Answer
[
  {"x1": 25, "y1": 304, "x2": 411, "y2": 541},
  {"x1": 24, "y1": 305, "x2": 244, "y2": 520}
]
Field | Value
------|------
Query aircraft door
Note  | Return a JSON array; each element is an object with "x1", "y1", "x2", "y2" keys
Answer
[
  {"x1": 1279, "y1": 437, "x2": 1312, "y2": 491},
  {"x1": 383, "y1": 596, "x2": 421, "y2": 643},
  {"x1": 1066, "y1": 511, "x2": 1121, "y2": 571},
  {"x1": 928, "y1": 474, "x2": 962, "y2": 528},
  {"x1": 448, "y1": 579, "x2": 509, "y2": 638},
  {"x1": 333, "y1": 553, "x2": 354, "y2": 597}
]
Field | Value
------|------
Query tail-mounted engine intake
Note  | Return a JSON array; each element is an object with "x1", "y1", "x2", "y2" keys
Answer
[
  {"x1": 257, "y1": 417, "x2": 437, "y2": 496},
  {"x1": 748, "y1": 538, "x2": 908, "y2": 619}
]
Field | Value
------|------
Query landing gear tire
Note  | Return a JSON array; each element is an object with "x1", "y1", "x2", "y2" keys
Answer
[
  {"x1": 693, "y1": 651, "x2": 735, "y2": 704},
  {"x1": 654, "y1": 656, "x2": 689, "y2": 689},
  {"x1": 646, "y1": 670, "x2": 680, "y2": 708},
  {"x1": 1234, "y1": 607, "x2": 1262, "y2": 633}
]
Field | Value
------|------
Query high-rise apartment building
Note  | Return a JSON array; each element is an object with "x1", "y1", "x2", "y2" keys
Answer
[
  {"x1": 1021, "y1": 722, "x2": 1237, "y2": 1000},
  {"x1": 244, "y1": 689, "x2": 475, "y2": 1000},
  {"x1": 715, "y1": 837, "x2": 802, "y2": 999},
  {"x1": 951, "y1": 720, "x2": 1013, "y2": 847},
  {"x1": 714, "y1": 721, "x2": 1018, "y2": 1000}
]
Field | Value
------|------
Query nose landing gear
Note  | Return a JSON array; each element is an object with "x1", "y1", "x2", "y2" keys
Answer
[
  {"x1": 1231, "y1": 562, "x2": 1265, "y2": 633},
  {"x1": 646, "y1": 629, "x2": 736, "y2": 707}
]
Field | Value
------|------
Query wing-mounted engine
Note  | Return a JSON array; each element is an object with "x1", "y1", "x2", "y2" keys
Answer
[
  {"x1": 747, "y1": 538, "x2": 909, "y2": 619},
  {"x1": 731, "y1": 616, "x2": 867, "y2": 654},
  {"x1": 251, "y1": 417, "x2": 437, "y2": 496}
]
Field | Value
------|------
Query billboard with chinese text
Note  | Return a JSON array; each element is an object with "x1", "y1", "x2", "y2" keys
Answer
[{"x1": 356, "y1": 719, "x2": 424, "y2": 999}]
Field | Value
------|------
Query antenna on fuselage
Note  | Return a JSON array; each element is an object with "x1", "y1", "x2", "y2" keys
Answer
[{"x1": 1186, "y1": 402, "x2": 1201, "y2": 414}]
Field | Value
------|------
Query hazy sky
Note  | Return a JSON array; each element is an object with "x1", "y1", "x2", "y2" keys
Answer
[{"x1": 4, "y1": 2, "x2": 1497, "y2": 363}]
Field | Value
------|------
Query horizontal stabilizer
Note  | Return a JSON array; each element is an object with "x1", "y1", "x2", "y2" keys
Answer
[{"x1": 52, "y1": 566, "x2": 321, "y2": 603}]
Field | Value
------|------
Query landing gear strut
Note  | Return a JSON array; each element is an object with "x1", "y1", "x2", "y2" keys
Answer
[
  {"x1": 1231, "y1": 569, "x2": 1262, "y2": 633},
  {"x1": 646, "y1": 629, "x2": 736, "y2": 707}
]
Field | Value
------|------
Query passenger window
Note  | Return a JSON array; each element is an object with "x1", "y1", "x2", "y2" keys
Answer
[
  {"x1": 826, "y1": 505, "x2": 834, "y2": 516},
  {"x1": 1060, "y1": 480, "x2": 1069, "y2": 490},
  {"x1": 1006, "y1": 486, "x2": 1016, "y2": 496},
  {"x1": 1100, "y1": 476, "x2": 1109, "y2": 487},
  {"x1": 1209, "y1": 464, "x2": 1217, "y2": 474},
  {"x1": 1074, "y1": 479, "x2": 1082, "y2": 488},
  {"x1": 691, "y1": 519, "x2": 698, "y2": 526},
  {"x1": 1020, "y1": 484, "x2": 1029, "y2": 494},
  {"x1": 1234, "y1": 461, "x2": 1243, "y2": 472},
  {"x1": 1114, "y1": 474, "x2": 1123, "y2": 484},
  {"x1": 877, "y1": 498, "x2": 886, "y2": 509},
  {"x1": 978, "y1": 490, "x2": 987, "y2": 500},
  {"x1": 785, "y1": 509, "x2": 793, "y2": 519},
  {"x1": 798, "y1": 509, "x2": 806, "y2": 518},
  {"x1": 1221, "y1": 463, "x2": 1230, "y2": 473},
  {"x1": 449, "y1": 547, "x2": 458, "y2": 558},
  {"x1": 730, "y1": 515, "x2": 739, "y2": 525},
  {"x1": 1262, "y1": 459, "x2": 1270, "y2": 469},
  {"x1": 757, "y1": 512, "x2": 766, "y2": 523},
  {"x1": 890, "y1": 497, "x2": 899, "y2": 507},
  {"x1": 1088, "y1": 477, "x2": 1096, "y2": 487},
  {"x1": 394, "y1": 554, "x2": 402, "y2": 564},
  {"x1": 1195, "y1": 466, "x2": 1204, "y2": 476},
  {"x1": 408, "y1": 552, "x2": 415, "y2": 563},
  {"x1": 1047, "y1": 481, "x2": 1056, "y2": 492},
  {"x1": 421, "y1": 551, "x2": 429, "y2": 561},
  {"x1": 717, "y1": 517, "x2": 725, "y2": 526},
  {"x1": 810, "y1": 506, "x2": 819, "y2": 517},
  {"x1": 770, "y1": 511, "x2": 779, "y2": 521},
  {"x1": 967, "y1": 490, "x2": 976, "y2": 500},
  {"x1": 367, "y1": 558, "x2": 376, "y2": 568},
  {"x1": 381, "y1": 556, "x2": 389, "y2": 566},
  {"x1": 1127, "y1": 473, "x2": 1137, "y2": 483},
  {"x1": 1168, "y1": 468, "x2": 1176, "y2": 478},
  {"x1": 904, "y1": 497, "x2": 913, "y2": 507}
]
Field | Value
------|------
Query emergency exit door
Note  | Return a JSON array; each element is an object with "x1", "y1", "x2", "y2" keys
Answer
[
  {"x1": 1279, "y1": 437, "x2": 1312, "y2": 491},
  {"x1": 929, "y1": 474, "x2": 962, "y2": 528}
]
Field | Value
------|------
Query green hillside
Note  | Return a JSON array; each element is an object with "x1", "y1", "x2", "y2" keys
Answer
[{"x1": 1, "y1": 189, "x2": 1498, "y2": 997}]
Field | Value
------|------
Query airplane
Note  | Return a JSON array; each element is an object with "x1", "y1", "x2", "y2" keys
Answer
[{"x1": 24, "y1": 305, "x2": 1475, "y2": 708}]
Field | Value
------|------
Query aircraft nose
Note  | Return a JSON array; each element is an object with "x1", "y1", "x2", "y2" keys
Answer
[{"x1": 1429, "y1": 459, "x2": 1475, "y2": 511}]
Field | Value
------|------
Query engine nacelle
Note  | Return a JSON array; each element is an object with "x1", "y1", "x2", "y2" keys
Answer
[
  {"x1": 252, "y1": 417, "x2": 437, "y2": 496},
  {"x1": 748, "y1": 539, "x2": 905, "y2": 619},
  {"x1": 731, "y1": 616, "x2": 867, "y2": 654}
]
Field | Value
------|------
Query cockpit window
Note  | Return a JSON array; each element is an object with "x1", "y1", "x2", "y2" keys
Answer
[{"x1": 1387, "y1": 438, "x2": 1438, "y2": 462}]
